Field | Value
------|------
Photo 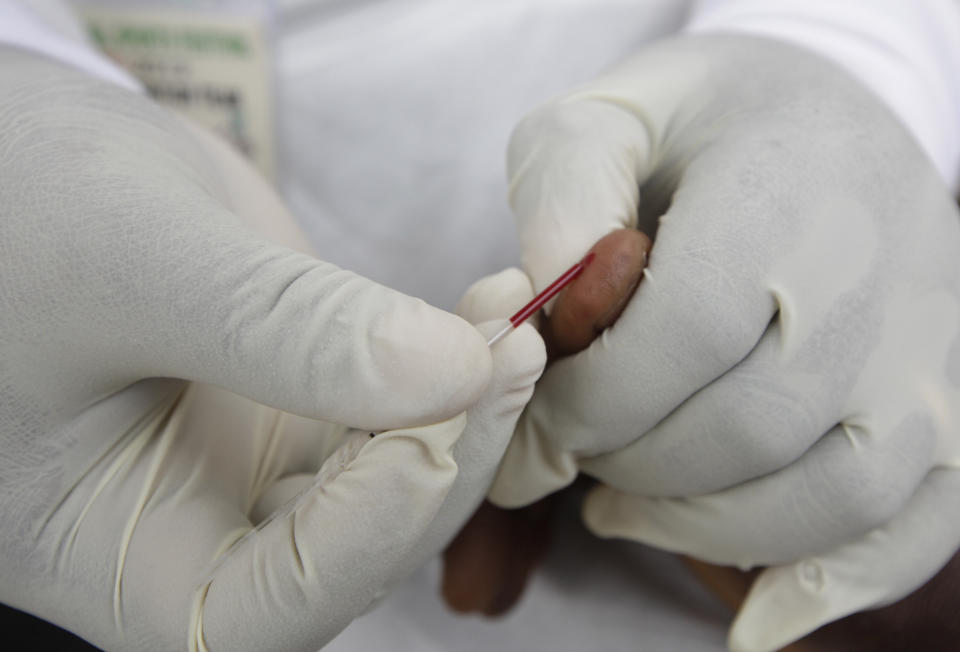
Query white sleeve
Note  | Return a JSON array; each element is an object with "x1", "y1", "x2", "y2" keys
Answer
[
  {"x1": 686, "y1": 0, "x2": 960, "y2": 193},
  {"x1": 0, "y1": 0, "x2": 141, "y2": 92}
]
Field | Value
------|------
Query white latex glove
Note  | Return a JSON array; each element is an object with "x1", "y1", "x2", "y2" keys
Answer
[
  {"x1": 0, "y1": 46, "x2": 547, "y2": 651},
  {"x1": 489, "y1": 34, "x2": 960, "y2": 650}
]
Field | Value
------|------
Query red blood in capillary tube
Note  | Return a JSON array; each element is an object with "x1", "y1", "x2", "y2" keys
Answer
[{"x1": 486, "y1": 252, "x2": 596, "y2": 347}]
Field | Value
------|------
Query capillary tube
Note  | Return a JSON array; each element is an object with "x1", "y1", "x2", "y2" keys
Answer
[{"x1": 486, "y1": 252, "x2": 595, "y2": 347}]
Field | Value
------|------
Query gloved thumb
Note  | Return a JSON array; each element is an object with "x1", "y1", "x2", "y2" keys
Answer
[
  {"x1": 455, "y1": 266, "x2": 538, "y2": 328},
  {"x1": 728, "y1": 468, "x2": 960, "y2": 652},
  {"x1": 126, "y1": 225, "x2": 492, "y2": 430},
  {"x1": 2, "y1": 51, "x2": 492, "y2": 430},
  {"x1": 451, "y1": 266, "x2": 573, "y2": 509}
]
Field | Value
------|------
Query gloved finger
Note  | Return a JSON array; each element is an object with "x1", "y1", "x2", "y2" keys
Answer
[
  {"x1": 451, "y1": 279, "x2": 548, "y2": 517},
  {"x1": 508, "y1": 99, "x2": 651, "y2": 295},
  {"x1": 443, "y1": 279, "x2": 547, "y2": 527},
  {"x1": 444, "y1": 280, "x2": 553, "y2": 615},
  {"x1": 728, "y1": 467, "x2": 960, "y2": 652},
  {"x1": 582, "y1": 416, "x2": 937, "y2": 567},
  {"x1": 193, "y1": 320, "x2": 544, "y2": 652},
  {"x1": 401, "y1": 320, "x2": 545, "y2": 567},
  {"x1": 455, "y1": 267, "x2": 536, "y2": 326},
  {"x1": 579, "y1": 320, "x2": 845, "y2": 497},
  {"x1": 193, "y1": 415, "x2": 465, "y2": 651}
]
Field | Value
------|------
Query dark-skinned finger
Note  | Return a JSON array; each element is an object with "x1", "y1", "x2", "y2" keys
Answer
[{"x1": 542, "y1": 228, "x2": 651, "y2": 358}]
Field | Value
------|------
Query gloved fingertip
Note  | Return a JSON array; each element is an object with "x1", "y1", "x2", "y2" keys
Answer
[
  {"x1": 456, "y1": 267, "x2": 535, "y2": 325},
  {"x1": 485, "y1": 322, "x2": 546, "y2": 382},
  {"x1": 728, "y1": 564, "x2": 833, "y2": 652},
  {"x1": 581, "y1": 485, "x2": 626, "y2": 538},
  {"x1": 580, "y1": 485, "x2": 674, "y2": 549},
  {"x1": 395, "y1": 306, "x2": 494, "y2": 423},
  {"x1": 581, "y1": 487, "x2": 685, "y2": 554}
]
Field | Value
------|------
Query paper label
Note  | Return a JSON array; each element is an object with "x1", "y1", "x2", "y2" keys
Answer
[{"x1": 77, "y1": 3, "x2": 277, "y2": 181}]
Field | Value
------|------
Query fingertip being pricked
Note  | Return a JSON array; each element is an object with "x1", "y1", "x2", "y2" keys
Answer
[{"x1": 545, "y1": 228, "x2": 652, "y2": 357}]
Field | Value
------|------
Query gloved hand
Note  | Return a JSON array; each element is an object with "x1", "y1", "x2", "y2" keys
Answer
[
  {"x1": 489, "y1": 34, "x2": 960, "y2": 650},
  {"x1": 0, "y1": 46, "x2": 546, "y2": 651}
]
